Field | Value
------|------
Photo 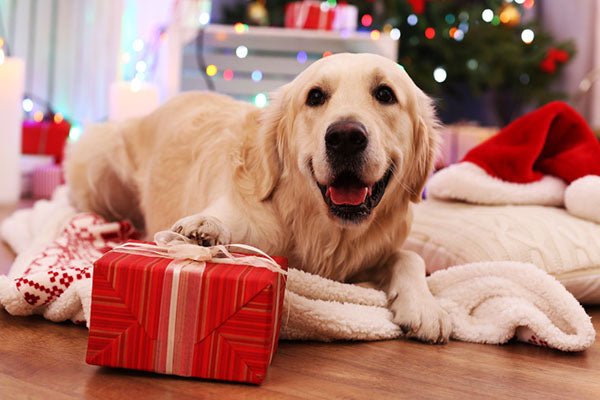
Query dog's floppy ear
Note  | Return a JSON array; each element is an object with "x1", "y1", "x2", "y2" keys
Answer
[
  {"x1": 235, "y1": 85, "x2": 292, "y2": 201},
  {"x1": 406, "y1": 92, "x2": 441, "y2": 203}
]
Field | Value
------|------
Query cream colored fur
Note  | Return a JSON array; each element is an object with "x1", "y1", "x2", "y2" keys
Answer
[{"x1": 65, "y1": 53, "x2": 450, "y2": 343}]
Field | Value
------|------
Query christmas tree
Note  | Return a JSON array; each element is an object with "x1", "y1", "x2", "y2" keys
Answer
[{"x1": 222, "y1": 0, "x2": 575, "y2": 125}]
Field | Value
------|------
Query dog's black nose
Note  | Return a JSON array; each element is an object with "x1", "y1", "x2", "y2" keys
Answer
[{"x1": 325, "y1": 121, "x2": 368, "y2": 157}]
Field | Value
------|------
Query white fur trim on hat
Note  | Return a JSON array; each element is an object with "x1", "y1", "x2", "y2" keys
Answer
[
  {"x1": 427, "y1": 162, "x2": 567, "y2": 206},
  {"x1": 565, "y1": 175, "x2": 600, "y2": 224}
]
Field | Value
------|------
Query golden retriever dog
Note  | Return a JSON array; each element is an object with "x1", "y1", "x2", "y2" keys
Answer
[{"x1": 66, "y1": 53, "x2": 451, "y2": 343}]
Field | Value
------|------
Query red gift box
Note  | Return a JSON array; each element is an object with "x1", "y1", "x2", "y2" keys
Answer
[
  {"x1": 285, "y1": 1, "x2": 335, "y2": 30},
  {"x1": 86, "y1": 244, "x2": 287, "y2": 384},
  {"x1": 22, "y1": 120, "x2": 71, "y2": 164}
]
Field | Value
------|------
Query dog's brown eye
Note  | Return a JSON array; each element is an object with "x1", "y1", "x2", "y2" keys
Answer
[
  {"x1": 374, "y1": 85, "x2": 397, "y2": 105},
  {"x1": 306, "y1": 88, "x2": 326, "y2": 107}
]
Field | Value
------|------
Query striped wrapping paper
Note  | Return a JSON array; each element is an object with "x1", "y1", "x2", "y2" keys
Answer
[
  {"x1": 31, "y1": 164, "x2": 64, "y2": 199},
  {"x1": 86, "y1": 247, "x2": 287, "y2": 384}
]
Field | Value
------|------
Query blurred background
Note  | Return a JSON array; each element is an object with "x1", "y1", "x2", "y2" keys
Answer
[{"x1": 0, "y1": 0, "x2": 599, "y2": 202}]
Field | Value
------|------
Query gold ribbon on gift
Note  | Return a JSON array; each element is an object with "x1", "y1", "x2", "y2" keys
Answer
[{"x1": 112, "y1": 230, "x2": 287, "y2": 276}]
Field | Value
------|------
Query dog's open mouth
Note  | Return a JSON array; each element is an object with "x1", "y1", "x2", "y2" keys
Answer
[{"x1": 314, "y1": 166, "x2": 394, "y2": 224}]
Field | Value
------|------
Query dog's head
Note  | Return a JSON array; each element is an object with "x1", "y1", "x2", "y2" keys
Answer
[{"x1": 256, "y1": 53, "x2": 439, "y2": 226}]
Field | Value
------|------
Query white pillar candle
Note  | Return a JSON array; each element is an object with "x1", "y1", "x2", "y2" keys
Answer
[
  {"x1": 108, "y1": 81, "x2": 160, "y2": 122},
  {"x1": 0, "y1": 53, "x2": 25, "y2": 204}
]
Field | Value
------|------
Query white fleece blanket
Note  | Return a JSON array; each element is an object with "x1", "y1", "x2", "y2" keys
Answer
[{"x1": 0, "y1": 188, "x2": 595, "y2": 351}]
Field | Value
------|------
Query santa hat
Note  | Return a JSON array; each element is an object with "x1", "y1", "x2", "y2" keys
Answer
[{"x1": 428, "y1": 101, "x2": 600, "y2": 224}]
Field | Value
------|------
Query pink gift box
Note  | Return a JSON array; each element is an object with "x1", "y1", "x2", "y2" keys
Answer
[{"x1": 32, "y1": 164, "x2": 64, "y2": 199}]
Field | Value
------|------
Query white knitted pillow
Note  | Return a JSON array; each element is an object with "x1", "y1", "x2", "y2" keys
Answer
[{"x1": 404, "y1": 200, "x2": 600, "y2": 304}]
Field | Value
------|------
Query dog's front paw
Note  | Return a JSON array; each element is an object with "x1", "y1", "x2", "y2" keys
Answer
[
  {"x1": 171, "y1": 215, "x2": 232, "y2": 246},
  {"x1": 389, "y1": 292, "x2": 452, "y2": 344}
]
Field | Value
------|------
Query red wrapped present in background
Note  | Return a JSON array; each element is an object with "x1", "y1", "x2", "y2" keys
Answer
[
  {"x1": 32, "y1": 163, "x2": 64, "y2": 199},
  {"x1": 285, "y1": 1, "x2": 335, "y2": 30},
  {"x1": 436, "y1": 123, "x2": 498, "y2": 169},
  {"x1": 86, "y1": 243, "x2": 287, "y2": 384},
  {"x1": 22, "y1": 120, "x2": 71, "y2": 164}
]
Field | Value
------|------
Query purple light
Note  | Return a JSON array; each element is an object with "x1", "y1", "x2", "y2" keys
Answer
[{"x1": 297, "y1": 51, "x2": 308, "y2": 64}]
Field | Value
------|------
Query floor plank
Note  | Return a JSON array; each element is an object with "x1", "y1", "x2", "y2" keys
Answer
[{"x1": 1, "y1": 202, "x2": 599, "y2": 399}]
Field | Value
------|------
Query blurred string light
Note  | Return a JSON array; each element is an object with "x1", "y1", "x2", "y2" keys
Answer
[
  {"x1": 132, "y1": 38, "x2": 144, "y2": 52},
  {"x1": 254, "y1": 93, "x2": 268, "y2": 108},
  {"x1": 223, "y1": 69, "x2": 234, "y2": 81},
  {"x1": 515, "y1": 0, "x2": 525, "y2": 4},
  {"x1": 320, "y1": 2, "x2": 330, "y2": 12},
  {"x1": 236, "y1": 45, "x2": 248, "y2": 58},
  {"x1": 390, "y1": 28, "x2": 401, "y2": 40},
  {"x1": 466, "y1": 59, "x2": 478, "y2": 70},
  {"x1": 361, "y1": 14, "x2": 373, "y2": 27},
  {"x1": 69, "y1": 125, "x2": 83, "y2": 141},
  {"x1": 135, "y1": 60, "x2": 147, "y2": 73},
  {"x1": 453, "y1": 29, "x2": 465, "y2": 41},
  {"x1": 33, "y1": 111, "x2": 44, "y2": 122},
  {"x1": 234, "y1": 22, "x2": 249, "y2": 34},
  {"x1": 297, "y1": 51, "x2": 308, "y2": 63},
  {"x1": 251, "y1": 70, "x2": 263, "y2": 82},
  {"x1": 53, "y1": 113, "x2": 64, "y2": 124},
  {"x1": 425, "y1": 27, "x2": 435, "y2": 40},
  {"x1": 407, "y1": 14, "x2": 418, "y2": 26},
  {"x1": 370, "y1": 30, "x2": 380, "y2": 40},
  {"x1": 433, "y1": 67, "x2": 447, "y2": 83},
  {"x1": 481, "y1": 9, "x2": 494, "y2": 23},
  {"x1": 521, "y1": 28, "x2": 535, "y2": 44},
  {"x1": 524, "y1": 0, "x2": 535, "y2": 9},
  {"x1": 121, "y1": 52, "x2": 132, "y2": 64},
  {"x1": 445, "y1": 14, "x2": 455, "y2": 24},
  {"x1": 22, "y1": 98, "x2": 34, "y2": 112},
  {"x1": 459, "y1": 22, "x2": 469, "y2": 33},
  {"x1": 198, "y1": 11, "x2": 210, "y2": 26},
  {"x1": 206, "y1": 64, "x2": 217, "y2": 76},
  {"x1": 323, "y1": 50, "x2": 333, "y2": 57}
]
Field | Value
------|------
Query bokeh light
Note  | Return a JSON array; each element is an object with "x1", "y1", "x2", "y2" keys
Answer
[
  {"x1": 254, "y1": 93, "x2": 268, "y2": 108},
  {"x1": 433, "y1": 67, "x2": 447, "y2": 83},
  {"x1": 521, "y1": 29, "x2": 535, "y2": 44},
  {"x1": 223, "y1": 69, "x2": 234, "y2": 81},
  {"x1": 361, "y1": 14, "x2": 373, "y2": 27},
  {"x1": 236, "y1": 45, "x2": 248, "y2": 58},
  {"x1": 251, "y1": 70, "x2": 263, "y2": 82},
  {"x1": 425, "y1": 27, "x2": 436, "y2": 39},
  {"x1": 22, "y1": 98, "x2": 33, "y2": 112},
  {"x1": 481, "y1": 9, "x2": 494, "y2": 23},
  {"x1": 206, "y1": 64, "x2": 218, "y2": 76},
  {"x1": 297, "y1": 51, "x2": 308, "y2": 64}
]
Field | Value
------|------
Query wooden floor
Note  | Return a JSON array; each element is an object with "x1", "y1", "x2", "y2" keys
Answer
[{"x1": 1, "y1": 203, "x2": 599, "y2": 400}]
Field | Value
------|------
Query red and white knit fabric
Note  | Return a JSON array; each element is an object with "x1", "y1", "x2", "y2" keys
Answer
[{"x1": 0, "y1": 213, "x2": 136, "y2": 324}]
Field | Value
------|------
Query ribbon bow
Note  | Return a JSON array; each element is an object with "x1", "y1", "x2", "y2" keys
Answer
[{"x1": 113, "y1": 230, "x2": 287, "y2": 275}]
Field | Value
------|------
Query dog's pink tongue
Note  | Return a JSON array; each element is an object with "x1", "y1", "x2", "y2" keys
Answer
[{"x1": 327, "y1": 186, "x2": 369, "y2": 206}]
